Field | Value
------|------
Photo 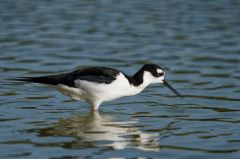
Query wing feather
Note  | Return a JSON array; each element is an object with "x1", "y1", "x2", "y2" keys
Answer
[{"x1": 16, "y1": 67, "x2": 120, "y2": 87}]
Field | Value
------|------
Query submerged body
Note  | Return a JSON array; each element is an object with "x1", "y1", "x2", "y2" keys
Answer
[{"x1": 16, "y1": 64, "x2": 182, "y2": 111}]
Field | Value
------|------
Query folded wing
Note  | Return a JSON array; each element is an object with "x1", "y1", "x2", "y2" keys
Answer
[{"x1": 16, "y1": 67, "x2": 120, "y2": 87}]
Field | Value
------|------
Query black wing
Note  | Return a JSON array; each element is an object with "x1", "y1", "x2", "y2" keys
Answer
[{"x1": 16, "y1": 67, "x2": 120, "y2": 87}]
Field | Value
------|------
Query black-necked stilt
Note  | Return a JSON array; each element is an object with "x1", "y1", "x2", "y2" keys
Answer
[{"x1": 15, "y1": 64, "x2": 183, "y2": 111}]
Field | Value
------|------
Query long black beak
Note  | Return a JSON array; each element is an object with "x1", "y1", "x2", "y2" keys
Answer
[{"x1": 163, "y1": 79, "x2": 183, "y2": 98}]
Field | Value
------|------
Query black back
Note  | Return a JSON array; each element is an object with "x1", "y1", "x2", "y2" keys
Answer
[
  {"x1": 17, "y1": 64, "x2": 163, "y2": 87},
  {"x1": 18, "y1": 67, "x2": 120, "y2": 87}
]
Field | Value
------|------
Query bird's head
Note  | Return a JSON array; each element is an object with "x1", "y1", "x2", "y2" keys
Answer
[{"x1": 141, "y1": 64, "x2": 183, "y2": 98}]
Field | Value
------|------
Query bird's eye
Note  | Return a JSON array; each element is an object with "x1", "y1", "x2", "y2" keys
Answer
[{"x1": 158, "y1": 72, "x2": 164, "y2": 76}]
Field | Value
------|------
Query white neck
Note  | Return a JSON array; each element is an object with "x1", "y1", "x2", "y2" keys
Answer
[{"x1": 130, "y1": 71, "x2": 154, "y2": 94}]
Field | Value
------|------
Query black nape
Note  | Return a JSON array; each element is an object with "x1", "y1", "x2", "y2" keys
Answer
[{"x1": 124, "y1": 63, "x2": 162, "y2": 86}]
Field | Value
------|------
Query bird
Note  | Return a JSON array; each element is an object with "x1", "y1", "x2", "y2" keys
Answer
[{"x1": 15, "y1": 63, "x2": 183, "y2": 111}]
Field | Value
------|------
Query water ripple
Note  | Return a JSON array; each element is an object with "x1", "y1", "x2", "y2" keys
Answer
[{"x1": 0, "y1": 0, "x2": 240, "y2": 159}]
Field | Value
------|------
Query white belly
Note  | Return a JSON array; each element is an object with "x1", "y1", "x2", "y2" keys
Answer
[
  {"x1": 76, "y1": 73, "x2": 142, "y2": 102},
  {"x1": 53, "y1": 84, "x2": 88, "y2": 101},
  {"x1": 51, "y1": 73, "x2": 144, "y2": 104}
]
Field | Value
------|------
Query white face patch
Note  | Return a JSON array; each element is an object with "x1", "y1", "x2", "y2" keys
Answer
[
  {"x1": 157, "y1": 68, "x2": 165, "y2": 83},
  {"x1": 157, "y1": 69, "x2": 163, "y2": 74},
  {"x1": 143, "y1": 71, "x2": 164, "y2": 84}
]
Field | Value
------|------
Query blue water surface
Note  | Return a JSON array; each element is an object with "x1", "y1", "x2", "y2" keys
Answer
[{"x1": 0, "y1": 0, "x2": 240, "y2": 159}]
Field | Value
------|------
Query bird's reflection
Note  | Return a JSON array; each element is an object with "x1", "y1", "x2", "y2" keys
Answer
[{"x1": 34, "y1": 111, "x2": 160, "y2": 151}]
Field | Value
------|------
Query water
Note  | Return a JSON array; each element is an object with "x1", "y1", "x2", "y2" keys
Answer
[{"x1": 0, "y1": 0, "x2": 240, "y2": 158}]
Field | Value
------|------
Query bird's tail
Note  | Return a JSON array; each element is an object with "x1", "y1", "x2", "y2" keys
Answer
[{"x1": 11, "y1": 76, "x2": 58, "y2": 85}]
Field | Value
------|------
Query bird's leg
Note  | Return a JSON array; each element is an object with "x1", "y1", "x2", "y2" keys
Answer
[{"x1": 91, "y1": 101, "x2": 101, "y2": 112}]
